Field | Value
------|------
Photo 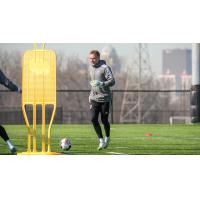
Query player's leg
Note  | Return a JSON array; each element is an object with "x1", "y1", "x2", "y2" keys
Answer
[
  {"x1": 101, "y1": 102, "x2": 110, "y2": 148},
  {"x1": 90, "y1": 100, "x2": 105, "y2": 150},
  {"x1": 0, "y1": 125, "x2": 17, "y2": 154}
]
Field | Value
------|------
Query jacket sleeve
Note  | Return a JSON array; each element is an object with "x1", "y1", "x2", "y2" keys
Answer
[
  {"x1": 0, "y1": 69, "x2": 19, "y2": 91},
  {"x1": 104, "y1": 66, "x2": 115, "y2": 87}
]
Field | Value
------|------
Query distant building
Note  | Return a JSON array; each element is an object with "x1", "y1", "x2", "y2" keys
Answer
[
  {"x1": 101, "y1": 45, "x2": 121, "y2": 73},
  {"x1": 181, "y1": 70, "x2": 192, "y2": 90},
  {"x1": 158, "y1": 70, "x2": 176, "y2": 90},
  {"x1": 162, "y1": 48, "x2": 192, "y2": 76},
  {"x1": 158, "y1": 71, "x2": 176, "y2": 101},
  {"x1": 162, "y1": 48, "x2": 192, "y2": 90}
]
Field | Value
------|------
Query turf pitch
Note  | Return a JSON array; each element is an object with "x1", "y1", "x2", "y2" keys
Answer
[{"x1": 0, "y1": 124, "x2": 200, "y2": 155}]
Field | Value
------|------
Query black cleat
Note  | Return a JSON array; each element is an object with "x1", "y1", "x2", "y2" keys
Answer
[{"x1": 10, "y1": 147, "x2": 17, "y2": 154}]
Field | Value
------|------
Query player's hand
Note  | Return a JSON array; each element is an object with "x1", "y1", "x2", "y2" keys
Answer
[
  {"x1": 90, "y1": 80, "x2": 104, "y2": 87},
  {"x1": 90, "y1": 80, "x2": 97, "y2": 87}
]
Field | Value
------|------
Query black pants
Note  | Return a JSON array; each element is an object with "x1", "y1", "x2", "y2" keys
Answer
[
  {"x1": 0, "y1": 125, "x2": 9, "y2": 141},
  {"x1": 90, "y1": 100, "x2": 110, "y2": 139}
]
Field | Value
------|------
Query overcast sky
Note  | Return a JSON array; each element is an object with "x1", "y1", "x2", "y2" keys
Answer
[{"x1": 0, "y1": 43, "x2": 192, "y2": 74}]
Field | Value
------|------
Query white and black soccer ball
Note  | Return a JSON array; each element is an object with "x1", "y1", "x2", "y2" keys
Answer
[{"x1": 60, "y1": 138, "x2": 72, "y2": 151}]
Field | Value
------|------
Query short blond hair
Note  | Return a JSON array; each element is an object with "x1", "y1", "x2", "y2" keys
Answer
[{"x1": 90, "y1": 50, "x2": 100, "y2": 58}]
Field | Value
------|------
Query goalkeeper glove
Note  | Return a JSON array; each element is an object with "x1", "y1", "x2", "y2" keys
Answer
[{"x1": 90, "y1": 80, "x2": 104, "y2": 87}]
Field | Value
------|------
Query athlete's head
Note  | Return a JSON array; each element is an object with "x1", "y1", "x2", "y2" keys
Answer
[{"x1": 89, "y1": 50, "x2": 100, "y2": 66}]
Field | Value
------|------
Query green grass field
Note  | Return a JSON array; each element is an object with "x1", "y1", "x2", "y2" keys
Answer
[{"x1": 1, "y1": 124, "x2": 200, "y2": 155}]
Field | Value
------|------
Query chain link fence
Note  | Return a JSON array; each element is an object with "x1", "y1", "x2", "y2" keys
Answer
[{"x1": 0, "y1": 90, "x2": 191, "y2": 124}]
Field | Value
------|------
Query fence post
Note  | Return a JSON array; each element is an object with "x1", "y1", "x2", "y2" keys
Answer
[{"x1": 111, "y1": 91, "x2": 114, "y2": 124}]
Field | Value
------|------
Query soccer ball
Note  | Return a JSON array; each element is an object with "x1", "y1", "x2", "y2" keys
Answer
[{"x1": 60, "y1": 138, "x2": 72, "y2": 151}]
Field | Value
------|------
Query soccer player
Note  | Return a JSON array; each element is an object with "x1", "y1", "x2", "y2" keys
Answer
[
  {"x1": 0, "y1": 69, "x2": 21, "y2": 154},
  {"x1": 89, "y1": 50, "x2": 115, "y2": 150}
]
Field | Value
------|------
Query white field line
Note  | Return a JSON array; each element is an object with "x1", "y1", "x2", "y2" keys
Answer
[
  {"x1": 106, "y1": 151, "x2": 127, "y2": 155},
  {"x1": 115, "y1": 146, "x2": 130, "y2": 149}
]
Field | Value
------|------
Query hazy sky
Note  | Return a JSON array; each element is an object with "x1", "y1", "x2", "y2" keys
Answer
[{"x1": 0, "y1": 43, "x2": 192, "y2": 74}]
